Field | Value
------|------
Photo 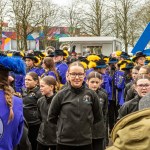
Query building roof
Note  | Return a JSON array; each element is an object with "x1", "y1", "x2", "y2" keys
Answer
[{"x1": 59, "y1": 36, "x2": 122, "y2": 43}]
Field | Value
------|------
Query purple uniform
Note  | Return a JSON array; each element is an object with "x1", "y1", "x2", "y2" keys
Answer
[{"x1": 0, "y1": 90, "x2": 24, "y2": 150}]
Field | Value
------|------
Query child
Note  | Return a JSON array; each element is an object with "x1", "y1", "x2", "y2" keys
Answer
[
  {"x1": 48, "y1": 61, "x2": 103, "y2": 150},
  {"x1": 37, "y1": 76, "x2": 57, "y2": 150},
  {"x1": 0, "y1": 55, "x2": 25, "y2": 150},
  {"x1": 86, "y1": 71, "x2": 108, "y2": 150},
  {"x1": 23, "y1": 72, "x2": 42, "y2": 150},
  {"x1": 124, "y1": 65, "x2": 141, "y2": 101}
]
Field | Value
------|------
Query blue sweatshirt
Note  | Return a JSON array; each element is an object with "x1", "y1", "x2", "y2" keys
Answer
[
  {"x1": 55, "y1": 61, "x2": 68, "y2": 84},
  {"x1": 0, "y1": 90, "x2": 24, "y2": 150}
]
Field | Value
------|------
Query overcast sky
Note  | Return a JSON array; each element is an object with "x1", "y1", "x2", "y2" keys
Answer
[{"x1": 52, "y1": 0, "x2": 72, "y2": 6}]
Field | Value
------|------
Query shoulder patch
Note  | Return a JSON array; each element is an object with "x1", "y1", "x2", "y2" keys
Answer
[{"x1": 0, "y1": 117, "x2": 4, "y2": 139}]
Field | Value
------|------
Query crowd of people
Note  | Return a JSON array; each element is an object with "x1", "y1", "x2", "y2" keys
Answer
[{"x1": 1, "y1": 46, "x2": 150, "y2": 150}]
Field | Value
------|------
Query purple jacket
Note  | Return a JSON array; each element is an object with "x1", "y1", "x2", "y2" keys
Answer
[{"x1": 0, "y1": 90, "x2": 24, "y2": 150}]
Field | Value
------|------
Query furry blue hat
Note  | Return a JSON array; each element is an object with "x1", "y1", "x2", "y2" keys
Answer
[{"x1": 0, "y1": 56, "x2": 26, "y2": 75}]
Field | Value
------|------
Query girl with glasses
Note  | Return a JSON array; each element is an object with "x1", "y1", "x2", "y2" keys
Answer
[
  {"x1": 118, "y1": 75, "x2": 150, "y2": 120},
  {"x1": 47, "y1": 61, "x2": 103, "y2": 150}
]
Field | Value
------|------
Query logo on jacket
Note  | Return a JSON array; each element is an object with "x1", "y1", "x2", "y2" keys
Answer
[
  {"x1": 118, "y1": 76, "x2": 123, "y2": 84},
  {"x1": 0, "y1": 118, "x2": 4, "y2": 139},
  {"x1": 83, "y1": 95, "x2": 92, "y2": 104},
  {"x1": 29, "y1": 92, "x2": 35, "y2": 97},
  {"x1": 99, "y1": 98, "x2": 104, "y2": 105}
]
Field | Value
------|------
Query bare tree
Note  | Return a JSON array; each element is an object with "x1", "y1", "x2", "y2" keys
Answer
[
  {"x1": 135, "y1": 0, "x2": 150, "y2": 29},
  {"x1": 39, "y1": 0, "x2": 59, "y2": 49},
  {"x1": 109, "y1": 0, "x2": 139, "y2": 52},
  {"x1": 59, "y1": 0, "x2": 84, "y2": 36},
  {"x1": 80, "y1": 0, "x2": 110, "y2": 36},
  {"x1": 10, "y1": 0, "x2": 48, "y2": 51},
  {"x1": 0, "y1": 0, "x2": 8, "y2": 50}
]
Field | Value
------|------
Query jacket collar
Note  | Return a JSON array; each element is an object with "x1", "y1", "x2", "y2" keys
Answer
[
  {"x1": 45, "y1": 94, "x2": 55, "y2": 103},
  {"x1": 68, "y1": 82, "x2": 85, "y2": 94},
  {"x1": 26, "y1": 86, "x2": 40, "y2": 94}
]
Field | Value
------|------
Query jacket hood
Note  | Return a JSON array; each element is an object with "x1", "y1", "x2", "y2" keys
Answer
[{"x1": 107, "y1": 108, "x2": 150, "y2": 150}]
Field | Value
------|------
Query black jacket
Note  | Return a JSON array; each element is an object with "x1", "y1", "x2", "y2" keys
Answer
[
  {"x1": 14, "y1": 119, "x2": 32, "y2": 150},
  {"x1": 47, "y1": 84, "x2": 103, "y2": 146},
  {"x1": 92, "y1": 89, "x2": 108, "y2": 139},
  {"x1": 22, "y1": 86, "x2": 42, "y2": 125},
  {"x1": 97, "y1": 89, "x2": 108, "y2": 121},
  {"x1": 125, "y1": 88, "x2": 138, "y2": 102},
  {"x1": 124, "y1": 82, "x2": 133, "y2": 99},
  {"x1": 118, "y1": 95, "x2": 141, "y2": 120},
  {"x1": 37, "y1": 95, "x2": 57, "y2": 146}
]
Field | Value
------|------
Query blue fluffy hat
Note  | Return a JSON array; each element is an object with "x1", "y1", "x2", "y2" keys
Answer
[{"x1": 0, "y1": 56, "x2": 26, "y2": 75}]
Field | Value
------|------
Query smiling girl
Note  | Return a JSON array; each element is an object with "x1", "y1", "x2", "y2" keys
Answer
[{"x1": 47, "y1": 61, "x2": 103, "y2": 150}]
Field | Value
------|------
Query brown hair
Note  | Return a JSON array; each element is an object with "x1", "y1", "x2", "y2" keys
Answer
[
  {"x1": 41, "y1": 76, "x2": 58, "y2": 92},
  {"x1": 134, "y1": 75, "x2": 150, "y2": 85},
  {"x1": 68, "y1": 61, "x2": 85, "y2": 72},
  {"x1": 43, "y1": 57, "x2": 60, "y2": 83},
  {"x1": 26, "y1": 72, "x2": 39, "y2": 85},
  {"x1": 87, "y1": 71, "x2": 102, "y2": 80},
  {"x1": 0, "y1": 69, "x2": 13, "y2": 123},
  {"x1": 140, "y1": 65, "x2": 150, "y2": 74},
  {"x1": 133, "y1": 65, "x2": 141, "y2": 71}
]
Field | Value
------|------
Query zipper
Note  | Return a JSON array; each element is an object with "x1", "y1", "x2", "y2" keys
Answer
[
  {"x1": 78, "y1": 99, "x2": 79, "y2": 116},
  {"x1": 77, "y1": 98, "x2": 80, "y2": 144}
]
